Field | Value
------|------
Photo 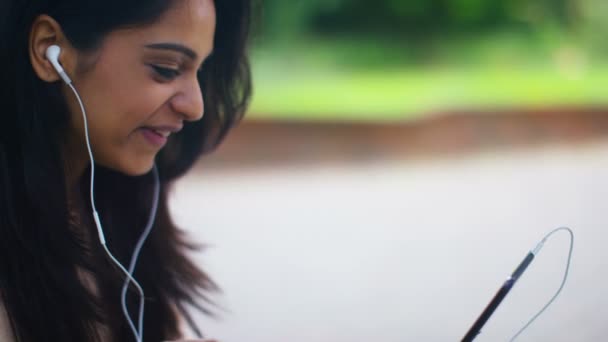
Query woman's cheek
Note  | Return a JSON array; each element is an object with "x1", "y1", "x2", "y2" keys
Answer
[{"x1": 125, "y1": 88, "x2": 172, "y2": 123}]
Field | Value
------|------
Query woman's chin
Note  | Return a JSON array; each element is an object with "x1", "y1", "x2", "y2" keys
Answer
[
  {"x1": 125, "y1": 162, "x2": 156, "y2": 176},
  {"x1": 101, "y1": 158, "x2": 155, "y2": 177}
]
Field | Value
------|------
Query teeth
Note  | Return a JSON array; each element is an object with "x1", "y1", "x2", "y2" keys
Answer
[{"x1": 152, "y1": 129, "x2": 170, "y2": 138}]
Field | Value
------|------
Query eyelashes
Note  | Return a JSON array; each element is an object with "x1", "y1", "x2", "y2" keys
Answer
[
  {"x1": 150, "y1": 65, "x2": 181, "y2": 80},
  {"x1": 150, "y1": 65, "x2": 204, "y2": 81}
]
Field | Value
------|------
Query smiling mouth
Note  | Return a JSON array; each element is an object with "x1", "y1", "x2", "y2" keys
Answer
[
  {"x1": 150, "y1": 128, "x2": 171, "y2": 137},
  {"x1": 140, "y1": 127, "x2": 169, "y2": 147}
]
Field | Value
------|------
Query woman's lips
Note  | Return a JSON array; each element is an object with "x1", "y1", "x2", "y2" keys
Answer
[{"x1": 140, "y1": 127, "x2": 168, "y2": 147}]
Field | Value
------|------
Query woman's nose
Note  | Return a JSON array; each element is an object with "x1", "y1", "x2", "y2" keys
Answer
[{"x1": 170, "y1": 75, "x2": 204, "y2": 122}]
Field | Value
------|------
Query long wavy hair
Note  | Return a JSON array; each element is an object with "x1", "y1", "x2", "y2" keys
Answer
[{"x1": 0, "y1": 0, "x2": 252, "y2": 340}]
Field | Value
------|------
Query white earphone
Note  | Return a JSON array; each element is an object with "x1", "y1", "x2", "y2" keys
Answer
[
  {"x1": 45, "y1": 45, "x2": 72, "y2": 85},
  {"x1": 44, "y1": 44, "x2": 157, "y2": 342}
]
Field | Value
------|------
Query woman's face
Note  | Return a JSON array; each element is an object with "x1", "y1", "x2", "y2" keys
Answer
[{"x1": 64, "y1": 0, "x2": 215, "y2": 176}]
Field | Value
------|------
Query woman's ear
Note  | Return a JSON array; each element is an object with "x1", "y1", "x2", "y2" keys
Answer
[{"x1": 29, "y1": 15, "x2": 75, "y2": 83}]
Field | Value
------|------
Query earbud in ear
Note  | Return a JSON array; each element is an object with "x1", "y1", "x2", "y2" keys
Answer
[{"x1": 45, "y1": 45, "x2": 72, "y2": 84}]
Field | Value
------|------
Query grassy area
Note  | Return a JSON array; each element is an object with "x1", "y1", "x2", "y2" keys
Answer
[{"x1": 248, "y1": 35, "x2": 608, "y2": 122}]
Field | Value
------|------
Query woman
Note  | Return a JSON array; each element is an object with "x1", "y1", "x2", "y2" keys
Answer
[{"x1": 0, "y1": 0, "x2": 251, "y2": 340}]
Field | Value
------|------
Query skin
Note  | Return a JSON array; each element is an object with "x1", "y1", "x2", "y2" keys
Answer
[{"x1": 29, "y1": 0, "x2": 216, "y2": 194}]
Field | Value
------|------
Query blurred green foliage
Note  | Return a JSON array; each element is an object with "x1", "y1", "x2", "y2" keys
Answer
[
  {"x1": 250, "y1": 0, "x2": 608, "y2": 120},
  {"x1": 578, "y1": 0, "x2": 608, "y2": 56},
  {"x1": 259, "y1": 0, "x2": 579, "y2": 39}
]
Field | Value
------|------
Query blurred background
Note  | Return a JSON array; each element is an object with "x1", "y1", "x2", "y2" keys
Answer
[{"x1": 172, "y1": 1, "x2": 608, "y2": 341}]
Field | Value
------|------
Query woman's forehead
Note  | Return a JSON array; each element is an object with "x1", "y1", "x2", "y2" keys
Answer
[
  {"x1": 153, "y1": 0, "x2": 216, "y2": 36},
  {"x1": 128, "y1": 0, "x2": 215, "y2": 55}
]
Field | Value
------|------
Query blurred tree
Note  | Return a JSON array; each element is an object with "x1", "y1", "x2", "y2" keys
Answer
[
  {"x1": 258, "y1": 0, "x2": 585, "y2": 42},
  {"x1": 578, "y1": 0, "x2": 608, "y2": 56},
  {"x1": 259, "y1": 0, "x2": 339, "y2": 39}
]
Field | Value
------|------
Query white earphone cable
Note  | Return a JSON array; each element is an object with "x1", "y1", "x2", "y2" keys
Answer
[
  {"x1": 121, "y1": 164, "x2": 160, "y2": 341},
  {"x1": 509, "y1": 227, "x2": 574, "y2": 341},
  {"x1": 67, "y1": 82, "x2": 145, "y2": 342}
]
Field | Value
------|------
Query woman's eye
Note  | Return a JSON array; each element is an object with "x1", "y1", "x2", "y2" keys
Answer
[{"x1": 151, "y1": 65, "x2": 180, "y2": 80}]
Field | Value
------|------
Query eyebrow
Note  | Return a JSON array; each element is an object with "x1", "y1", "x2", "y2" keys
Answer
[{"x1": 145, "y1": 42, "x2": 198, "y2": 60}]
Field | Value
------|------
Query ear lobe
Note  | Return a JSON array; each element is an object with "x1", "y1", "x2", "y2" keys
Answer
[{"x1": 28, "y1": 15, "x2": 71, "y2": 83}]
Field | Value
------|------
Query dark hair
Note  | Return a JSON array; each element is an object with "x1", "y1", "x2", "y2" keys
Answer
[{"x1": 0, "y1": 0, "x2": 252, "y2": 340}]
